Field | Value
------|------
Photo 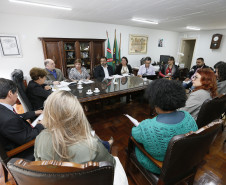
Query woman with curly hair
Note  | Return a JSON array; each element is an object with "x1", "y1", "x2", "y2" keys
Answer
[
  {"x1": 132, "y1": 79, "x2": 198, "y2": 174},
  {"x1": 215, "y1": 62, "x2": 226, "y2": 94},
  {"x1": 180, "y1": 68, "x2": 217, "y2": 120}
]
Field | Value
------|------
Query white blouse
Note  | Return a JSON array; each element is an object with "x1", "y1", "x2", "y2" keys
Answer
[{"x1": 121, "y1": 66, "x2": 129, "y2": 74}]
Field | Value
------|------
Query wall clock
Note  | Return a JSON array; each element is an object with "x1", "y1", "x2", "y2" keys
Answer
[{"x1": 210, "y1": 34, "x2": 223, "y2": 49}]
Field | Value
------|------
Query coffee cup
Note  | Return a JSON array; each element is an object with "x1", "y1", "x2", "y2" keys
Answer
[
  {"x1": 78, "y1": 84, "x2": 82, "y2": 88},
  {"x1": 95, "y1": 88, "x2": 99, "y2": 91},
  {"x1": 143, "y1": 77, "x2": 147, "y2": 81},
  {"x1": 88, "y1": 89, "x2": 92, "y2": 93}
]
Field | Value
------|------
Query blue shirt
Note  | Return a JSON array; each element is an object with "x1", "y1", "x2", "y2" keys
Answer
[{"x1": 46, "y1": 69, "x2": 57, "y2": 80}]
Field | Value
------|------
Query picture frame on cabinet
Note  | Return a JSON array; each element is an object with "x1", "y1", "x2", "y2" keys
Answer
[{"x1": 0, "y1": 35, "x2": 22, "y2": 57}]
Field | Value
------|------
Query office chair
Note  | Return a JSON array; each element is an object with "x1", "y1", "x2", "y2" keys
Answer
[
  {"x1": 11, "y1": 69, "x2": 33, "y2": 112},
  {"x1": 7, "y1": 158, "x2": 114, "y2": 185},
  {"x1": 196, "y1": 94, "x2": 226, "y2": 128},
  {"x1": 126, "y1": 120, "x2": 222, "y2": 185}
]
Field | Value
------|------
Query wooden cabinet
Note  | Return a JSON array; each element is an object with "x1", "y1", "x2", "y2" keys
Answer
[{"x1": 40, "y1": 38, "x2": 106, "y2": 77}]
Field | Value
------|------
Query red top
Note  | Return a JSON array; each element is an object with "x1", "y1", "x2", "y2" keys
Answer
[{"x1": 159, "y1": 66, "x2": 172, "y2": 77}]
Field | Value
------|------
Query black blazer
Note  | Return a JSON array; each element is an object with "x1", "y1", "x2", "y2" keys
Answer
[
  {"x1": 94, "y1": 65, "x2": 114, "y2": 79},
  {"x1": 187, "y1": 64, "x2": 210, "y2": 78},
  {"x1": 0, "y1": 104, "x2": 44, "y2": 153},
  {"x1": 115, "y1": 64, "x2": 132, "y2": 75},
  {"x1": 26, "y1": 80, "x2": 51, "y2": 110}
]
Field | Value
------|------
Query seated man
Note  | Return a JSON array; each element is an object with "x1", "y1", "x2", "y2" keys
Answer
[
  {"x1": 94, "y1": 57, "x2": 114, "y2": 79},
  {"x1": 44, "y1": 59, "x2": 66, "y2": 85},
  {"x1": 0, "y1": 78, "x2": 44, "y2": 160},
  {"x1": 137, "y1": 57, "x2": 155, "y2": 77},
  {"x1": 183, "y1": 57, "x2": 209, "y2": 89}
]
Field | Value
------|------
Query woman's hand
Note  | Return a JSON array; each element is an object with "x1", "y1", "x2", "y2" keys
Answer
[{"x1": 44, "y1": 85, "x2": 52, "y2": 90}]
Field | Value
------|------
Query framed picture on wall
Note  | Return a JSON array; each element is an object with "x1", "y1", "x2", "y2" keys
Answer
[
  {"x1": 158, "y1": 39, "x2": 164, "y2": 47},
  {"x1": 0, "y1": 35, "x2": 22, "y2": 57},
  {"x1": 129, "y1": 34, "x2": 148, "y2": 54}
]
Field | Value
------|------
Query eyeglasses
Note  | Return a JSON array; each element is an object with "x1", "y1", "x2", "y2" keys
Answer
[{"x1": 192, "y1": 76, "x2": 199, "y2": 80}]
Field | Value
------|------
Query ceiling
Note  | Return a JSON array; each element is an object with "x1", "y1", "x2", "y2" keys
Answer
[{"x1": 1, "y1": 0, "x2": 226, "y2": 32}]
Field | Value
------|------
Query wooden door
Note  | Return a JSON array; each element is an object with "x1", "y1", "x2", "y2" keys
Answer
[
  {"x1": 90, "y1": 41, "x2": 105, "y2": 74},
  {"x1": 41, "y1": 40, "x2": 65, "y2": 76}
]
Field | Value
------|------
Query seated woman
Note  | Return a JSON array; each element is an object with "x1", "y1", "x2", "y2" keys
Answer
[
  {"x1": 34, "y1": 90, "x2": 128, "y2": 185},
  {"x1": 34, "y1": 90, "x2": 115, "y2": 163},
  {"x1": 115, "y1": 56, "x2": 132, "y2": 75},
  {"x1": 132, "y1": 79, "x2": 198, "y2": 174},
  {"x1": 159, "y1": 56, "x2": 179, "y2": 79},
  {"x1": 69, "y1": 59, "x2": 90, "y2": 81},
  {"x1": 26, "y1": 67, "x2": 51, "y2": 110},
  {"x1": 180, "y1": 68, "x2": 217, "y2": 120},
  {"x1": 215, "y1": 62, "x2": 226, "y2": 94}
]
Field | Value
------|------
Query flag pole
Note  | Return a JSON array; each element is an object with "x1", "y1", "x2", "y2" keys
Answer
[{"x1": 119, "y1": 33, "x2": 121, "y2": 62}]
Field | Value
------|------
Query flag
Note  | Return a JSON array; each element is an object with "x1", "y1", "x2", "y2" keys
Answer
[
  {"x1": 106, "y1": 38, "x2": 113, "y2": 67},
  {"x1": 113, "y1": 31, "x2": 119, "y2": 71},
  {"x1": 119, "y1": 33, "x2": 121, "y2": 63}
]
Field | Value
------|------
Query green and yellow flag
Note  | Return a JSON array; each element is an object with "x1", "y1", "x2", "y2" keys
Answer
[{"x1": 113, "y1": 30, "x2": 119, "y2": 71}]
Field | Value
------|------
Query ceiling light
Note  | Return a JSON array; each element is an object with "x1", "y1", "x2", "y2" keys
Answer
[
  {"x1": 186, "y1": 26, "x2": 200, "y2": 31},
  {"x1": 132, "y1": 18, "x2": 158, "y2": 24},
  {"x1": 9, "y1": 0, "x2": 72, "y2": 11}
]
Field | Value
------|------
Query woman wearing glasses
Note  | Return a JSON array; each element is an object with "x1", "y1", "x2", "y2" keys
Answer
[{"x1": 180, "y1": 68, "x2": 217, "y2": 120}]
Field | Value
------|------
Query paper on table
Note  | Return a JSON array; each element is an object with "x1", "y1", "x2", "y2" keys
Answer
[
  {"x1": 122, "y1": 74, "x2": 130, "y2": 77},
  {"x1": 113, "y1": 75, "x2": 123, "y2": 78},
  {"x1": 52, "y1": 86, "x2": 71, "y2": 91},
  {"x1": 82, "y1": 80, "x2": 94, "y2": 84},
  {"x1": 32, "y1": 114, "x2": 43, "y2": 127},
  {"x1": 56, "y1": 81, "x2": 74, "y2": 87},
  {"x1": 124, "y1": 114, "x2": 139, "y2": 127}
]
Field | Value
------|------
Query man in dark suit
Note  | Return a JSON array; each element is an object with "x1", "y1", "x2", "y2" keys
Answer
[
  {"x1": 183, "y1": 58, "x2": 210, "y2": 89},
  {"x1": 94, "y1": 57, "x2": 114, "y2": 79},
  {"x1": 0, "y1": 78, "x2": 44, "y2": 160}
]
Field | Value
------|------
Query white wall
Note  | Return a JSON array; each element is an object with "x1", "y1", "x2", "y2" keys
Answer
[
  {"x1": 178, "y1": 29, "x2": 226, "y2": 68},
  {"x1": 0, "y1": 13, "x2": 179, "y2": 79}
]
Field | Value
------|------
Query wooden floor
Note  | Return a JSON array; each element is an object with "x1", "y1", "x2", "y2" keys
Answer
[{"x1": 1, "y1": 99, "x2": 226, "y2": 185}]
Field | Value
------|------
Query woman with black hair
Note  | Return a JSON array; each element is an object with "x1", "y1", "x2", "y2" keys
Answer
[
  {"x1": 131, "y1": 79, "x2": 198, "y2": 174},
  {"x1": 215, "y1": 62, "x2": 226, "y2": 94},
  {"x1": 115, "y1": 56, "x2": 132, "y2": 75},
  {"x1": 159, "y1": 56, "x2": 179, "y2": 79}
]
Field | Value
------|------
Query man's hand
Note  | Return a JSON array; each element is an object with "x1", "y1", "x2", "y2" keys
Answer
[
  {"x1": 184, "y1": 78, "x2": 190, "y2": 81},
  {"x1": 37, "y1": 120, "x2": 42, "y2": 125},
  {"x1": 44, "y1": 85, "x2": 52, "y2": 90},
  {"x1": 137, "y1": 75, "x2": 142, "y2": 77},
  {"x1": 35, "y1": 110, "x2": 42, "y2": 116},
  {"x1": 53, "y1": 81, "x2": 60, "y2": 85}
]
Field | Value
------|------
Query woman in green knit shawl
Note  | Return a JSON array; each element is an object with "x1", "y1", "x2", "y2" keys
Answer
[{"x1": 132, "y1": 79, "x2": 198, "y2": 174}]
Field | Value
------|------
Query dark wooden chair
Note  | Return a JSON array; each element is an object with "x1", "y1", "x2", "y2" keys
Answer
[
  {"x1": 196, "y1": 94, "x2": 226, "y2": 128},
  {"x1": 7, "y1": 158, "x2": 114, "y2": 185},
  {"x1": 126, "y1": 120, "x2": 222, "y2": 185},
  {"x1": 0, "y1": 139, "x2": 35, "y2": 183}
]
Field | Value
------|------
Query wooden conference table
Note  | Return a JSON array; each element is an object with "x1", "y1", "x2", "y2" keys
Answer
[{"x1": 67, "y1": 76, "x2": 151, "y2": 103}]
